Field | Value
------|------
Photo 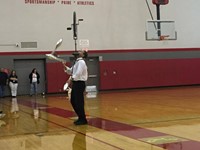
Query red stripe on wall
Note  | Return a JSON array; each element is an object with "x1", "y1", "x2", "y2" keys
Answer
[{"x1": 0, "y1": 47, "x2": 200, "y2": 56}]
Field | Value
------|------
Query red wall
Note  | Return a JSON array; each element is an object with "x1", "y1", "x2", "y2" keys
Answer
[
  {"x1": 46, "y1": 62, "x2": 70, "y2": 93},
  {"x1": 99, "y1": 58, "x2": 200, "y2": 90},
  {"x1": 46, "y1": 58, "x2": 200, "y2": 92},
  {"x1": 1, "y1": 50, "x2": 200, "y2": 93}
]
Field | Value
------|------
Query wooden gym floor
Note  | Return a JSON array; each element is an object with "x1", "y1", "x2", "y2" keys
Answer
[{"x1": 1, "y1": 85, "x2": 200, "y2": 150}]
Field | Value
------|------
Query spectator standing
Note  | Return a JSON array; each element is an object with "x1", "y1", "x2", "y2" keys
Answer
[
  {"x1": 29, "y1": 68, "x2": 40, "y2": 96},
  {"x1": 9, "y1": 70, "x2": 18, "y2": 97}
]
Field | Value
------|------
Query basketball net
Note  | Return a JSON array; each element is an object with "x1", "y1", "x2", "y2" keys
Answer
[{"x1": 159, "y1": 35, "x2": 169, "y2": 41}]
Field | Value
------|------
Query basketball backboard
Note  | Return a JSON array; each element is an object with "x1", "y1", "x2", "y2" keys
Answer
[{"x1": 145, "y1": 20, "x2": 177, "y2": 41}]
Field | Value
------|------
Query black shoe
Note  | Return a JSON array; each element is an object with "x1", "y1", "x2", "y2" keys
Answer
[{"x1": 74, "y1": 120, "x2": 88, "y2": 125}]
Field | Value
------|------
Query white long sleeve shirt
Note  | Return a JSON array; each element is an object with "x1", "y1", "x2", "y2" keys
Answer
[{"x1": 65, "y1": 58, "x2": 88, "y2": 81}]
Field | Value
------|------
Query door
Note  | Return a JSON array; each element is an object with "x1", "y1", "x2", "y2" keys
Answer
[
  {"x1": 85, "y1": 57, "x2": 100, "y2": 91},
  {"x1": 14, "y1": 59, "x2": 46, "y2": 95}
]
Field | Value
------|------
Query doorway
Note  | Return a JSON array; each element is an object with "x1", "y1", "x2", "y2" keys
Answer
[{"x1": 14, "y1": 59, "x2": 46, "y2": 95}]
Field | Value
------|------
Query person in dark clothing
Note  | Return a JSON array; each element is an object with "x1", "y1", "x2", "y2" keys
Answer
[
  {"x1": 29, "y1": 68, "x2": 40, "y2": 96},
  {"x1": 0, "y1": 68, "x2": 8, "y2": 98}
]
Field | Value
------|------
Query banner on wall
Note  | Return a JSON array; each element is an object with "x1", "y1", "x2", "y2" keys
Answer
[{"x1": 24, "y1": 0, "x2": 95, "y2": 5}]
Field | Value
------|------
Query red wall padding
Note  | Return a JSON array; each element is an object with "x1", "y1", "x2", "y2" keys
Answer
[
  {"x1": 100, "y1": 58, "x2": 200, "y2": 90},
  {"x1": 46, "y1": 62, "x2": 70, "y2": 93},
  {"x1": 46, "y1": 58, "x2": 200, "y2": 92}
]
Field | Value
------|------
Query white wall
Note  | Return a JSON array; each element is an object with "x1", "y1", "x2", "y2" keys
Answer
[{"x1": 0, "y1": 0, "x2": 200, "y2": 52}]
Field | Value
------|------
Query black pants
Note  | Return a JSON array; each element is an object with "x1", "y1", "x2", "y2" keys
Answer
[{"x1": 71, "y1": 81, "x2": 86, "y2": 121}]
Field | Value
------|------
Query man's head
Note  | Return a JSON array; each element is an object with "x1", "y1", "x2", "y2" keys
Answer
[{"x1": 72, "y1": 50, "x2": 88, "y2": 58}]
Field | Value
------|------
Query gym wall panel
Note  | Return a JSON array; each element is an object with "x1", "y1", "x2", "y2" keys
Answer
[
  {"x1": 46, "y1": 62, "x2": 70, "y2": 93},
  {"x1": 1, "y1": 49, "x2": 200, "y2": 93},
  {"x1": 99, "y1": 58, "x2": 200, "y2": 90}
]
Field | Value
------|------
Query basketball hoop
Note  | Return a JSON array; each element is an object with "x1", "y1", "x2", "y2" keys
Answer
[
  {"x1": 159, "y1": 35, "x2": 169, "y2": 41},
  {"x1": 146, "y1": 20, "x2": 177, "y2": 41}
]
